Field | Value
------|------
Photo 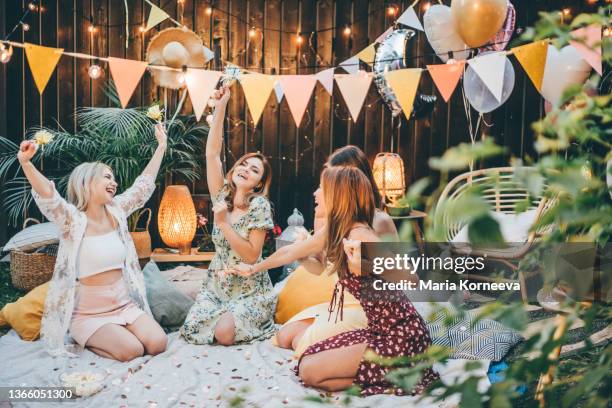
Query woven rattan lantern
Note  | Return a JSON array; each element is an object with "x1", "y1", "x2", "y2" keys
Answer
[
  {"x1": 157, "y1": 185, "x2": 197, "y2": 255},
  {"x1": 373, "y1": 152, "x2": 405, "y2": 203}
]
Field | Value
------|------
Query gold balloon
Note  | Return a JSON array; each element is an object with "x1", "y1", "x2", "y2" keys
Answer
[{"x1": 451, "y1": 0, "x2": 508, "y2": 48}]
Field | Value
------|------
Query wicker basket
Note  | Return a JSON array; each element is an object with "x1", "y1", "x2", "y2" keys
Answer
[
  {"x1": 9, "y1": 218, "x2": 56, "y2": 291},
  {"x1": 130, "y1": 208, "x2": 152, "y2": 259}
]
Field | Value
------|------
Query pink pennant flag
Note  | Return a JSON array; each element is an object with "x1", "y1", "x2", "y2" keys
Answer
[
  {"x1": 279, "y1": 75, "x2": 318, "y2": 127},
  {"x1": 186, "y1": 69, "x2": 222, "y2": 121},
  {"x1": 426, "y1": 61, "x2": 466, "y2": 102},
  {"x1": 107, "y1": 57, "x2": 149, "y2": 108},
  {"x1": 334, "y1": 71, "x2": 373, "y2": 122},
  {"x1": 315, "y1": 68, "x2": 334, "y2": 95},
  {"x1": 569, "y1": 24, "x2": 602, "y2": 75}
]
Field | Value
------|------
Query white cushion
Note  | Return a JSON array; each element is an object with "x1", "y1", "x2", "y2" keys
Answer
[
  {"x1": 3, "y1": 222, "x2": 60, "y2": 252},
  {"x1": 452, "y1": 209, "x2": 538, "y2": 244}
]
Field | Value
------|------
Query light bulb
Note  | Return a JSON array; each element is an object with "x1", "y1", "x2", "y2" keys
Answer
[
  {"x1": 139, "y1": 26, "x2": 146, "y2": 33},
  {"x1": 88, "y1": 25, "x2": 95, "y2": 33},
  {"x1": 387, "y1": 6, "x2": 396, "y2": 16},
  {"x1": 28, "y1": 2, "x2": 37, "y2": 11},
  {"x1": 423, "y1": 2, "x2": 431, "y2": 11},
  {"x1": 205, "y1": 7, "x2": 212, "y2": 15},
  {"x1": 22, "y1": 23, "x2": 30, "y2": 31},
  {"x1": 343, "y1": 26, "x2": 351, "y2": 36},
  {"x1": 249, "y1": 28, "x2": 256, "y2": 38},
  {"x1": 0, "y1": 49, "x2": 11, "y2": 64},
  {"x1": 88, "y1": 64, "x2": 103, "y2": 79},
  {"x1": 296, "y1": 35, "x2": 303, "y2": 44},
  {"x1": 562, "y1": 8, "x2": 571, "y2": 16}
]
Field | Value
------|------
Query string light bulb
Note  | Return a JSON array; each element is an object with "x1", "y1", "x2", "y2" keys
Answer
[
  {"x1": 88, "y1": 24, "x2": 96, "y2": 33},
  {"x1": 21, "y1": 22, "x2": 30, "y2": 31},
  {"x1": 178, "y1": 66, "x2": 187, "y2": 86},
  {"x1": 387, "y1": 6, "x2": 397, "y2": 16},
  {"x1": 249, "y1": 27, "x2": 256, "y2": 38},
  {"x1": 0, "y1": 45, "x2": 12, "y2": 64},
  {"x1": 343, "y1": 25, "x2": 351, "y2": 36},
  {"x1": 423, "y1": 2, "x2": 431, "y2": 11},
  {"x1": 562, "y1": 8, "x2": 571, "y2": 16},
  {"x1": 296, "y1": 35, "x2": 303, "y2": 45},
  {"x1": 88, "y1": 59, "x2": 103, "y2": 79},
  {"x1": 28, "y1": 2, "x2": 37, "y2": 11},
  {"x1": 139, "y1": 26, "x2": 146, "y2": 33},
  {"x1": 205, "y1": 6, "x2": 212, "y2": 15}
]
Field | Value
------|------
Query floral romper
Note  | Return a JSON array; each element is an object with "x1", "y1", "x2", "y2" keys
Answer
[
  {"x1": 296, "y1": 274, "x2": 439, "y2": 396},
  {"x1": 180, "y1": 189, "x2": 275, "y2": 344}
]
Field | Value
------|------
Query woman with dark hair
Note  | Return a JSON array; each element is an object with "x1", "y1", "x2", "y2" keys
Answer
[{"x1": 181, "y1": 87, "x2": 276, "y2": 346}]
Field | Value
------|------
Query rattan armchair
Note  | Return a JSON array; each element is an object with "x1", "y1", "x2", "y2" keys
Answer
[{"x1": 436, "y1": 167, "x2": 554, "y2": 302}]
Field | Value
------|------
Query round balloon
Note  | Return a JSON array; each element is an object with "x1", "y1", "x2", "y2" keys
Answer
[
  {"x1": 424, "y1": 4, "x2": 470, "y2": 62},
  {"x1": 479, "y1": 1, "x2": 516, "y2": 52},
  {"x1": 463, "y1": 55, "x2": 515, "y2": 113},
  {"x1": 540, "y1": 45, "x2": 591, "y2": 106},
  {"x1": 451, "y1": 0, "x2": 508, "y2": 48}
]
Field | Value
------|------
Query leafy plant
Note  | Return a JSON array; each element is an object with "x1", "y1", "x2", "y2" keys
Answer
[{"x1": 0, "y1": 105, "x2": 207, "y2": 229}]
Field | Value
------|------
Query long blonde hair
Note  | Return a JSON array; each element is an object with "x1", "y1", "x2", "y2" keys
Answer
[
  {"x1": 224, "y1": 153, "x2": 272, "y2": 211},
  {"x1": 322, "y1": 166, "x2": 375, "y2": 279},
  {"x1": 67, "y1": 162, "x2": 111, "y2": 211}
]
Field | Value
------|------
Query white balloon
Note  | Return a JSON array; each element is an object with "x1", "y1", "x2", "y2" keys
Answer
[
  {"x1": 541, "y1": 45, "x2": 591, "y2": 106},
  {"x1": 463, "y1": 55, "x2": 515, "y2": 113},
  {"x1": 424, "y1": 5, "x2": 470, "y2": 63}
]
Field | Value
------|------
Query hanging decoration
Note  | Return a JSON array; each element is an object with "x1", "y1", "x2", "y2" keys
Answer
[
  {"x1": 185, "y1": 69, "x2": 222, "y2": 121},
  {"x1": 315, "y1": 68, "x2": 334, "y2": 95},
  {"x1": 423, "y1": 4, "x2": 469, "y2": 63},
  {"x1": 356, "y1": 43, "x2": 377, "y2": 67},
  {"x1": 479, "y1": 1, "x2": 516, "y2": 53},
  {"x1": 239, "y1": 73, "x2": 277, "y2": 126},
  {"x1": 335, "y1": 72, "x2": 373, "y2": 122},
  {"x1": 467, "y1": 51, "x2": 507, "y2": 102},
  {"x1": 427, "y1": 60, "x2": 466, "y2": 102},
  {"x1": 396, "y1": 7, "x2": 424, "y2": 31},
  {"x1": 339, "y1": 56, "x2": 360, "y2": 74},
  {"x1": 145, "y1": 3, "x2": 171, "y2": 32},
  {"x1": 512, "y1": 40, "x2": 548, "y2": 91},
  {"x1": 107, "y1": 57, "x2": 149, "y2": 108},
  {"x1": 451, "y1": 0, "x2": 508, "y2": 48},
  {"x1": 384, "y1": 68, "x2": 422, "y2": 120},
  {"x1": 463, "y1": 54, "x2": 515, "y2": 113},
  {"x1": 273, "y1": 81, "x2": 284, "y2": 103},
  {"x1": 24, "y1": 43, "x2": 64, "y2": 94},
  {"x1": 569, "y1": 24, "x2": 602, "y2": 75},
  {"x1": 279, "y1": 75, "x2": 318, "y2": 127},
  {"x1": 540, "y1": 45, "x2": 591, "y2": 106}
]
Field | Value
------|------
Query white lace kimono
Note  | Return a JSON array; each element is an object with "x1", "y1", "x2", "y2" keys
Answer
[{"x1": 31, "y1": 174, "x2": 156, "y2": 356}]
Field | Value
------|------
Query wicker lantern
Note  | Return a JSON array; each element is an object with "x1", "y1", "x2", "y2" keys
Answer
[
  {"x1": 157, "y1": 185, "x2": 197, "y2": 255},
  {"x1": 373, "y1": 152, "x2": 405, "y2": 203}
]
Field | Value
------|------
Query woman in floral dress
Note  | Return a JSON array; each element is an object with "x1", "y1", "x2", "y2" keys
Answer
[
  {"x1": 180, "y1": 86, "x2": 276, "y2": 346},
  {"x1": 235, "y1": 166, "x2": 438, "y2": 395}
]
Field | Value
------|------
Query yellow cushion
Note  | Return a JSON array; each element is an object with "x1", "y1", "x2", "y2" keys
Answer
[
  {"x1": 291, "y1": 302, "x2": 368, "y2": 358},
  {"x1": 0, "y1": 282, "x2": 49, "y2": 341}
]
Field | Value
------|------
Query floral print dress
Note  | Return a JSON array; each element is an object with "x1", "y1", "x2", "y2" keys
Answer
[
  {"x1": 296, "y1": 274, "x2": 439, "y2": 396},
  {"x1": 181, "y1": 189, "x2": 276, "y2": 345}
]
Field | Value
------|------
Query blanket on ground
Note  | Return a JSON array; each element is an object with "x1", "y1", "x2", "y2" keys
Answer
[{"x1": 0, "y1": 330, "x2": 487, "y2": 407}]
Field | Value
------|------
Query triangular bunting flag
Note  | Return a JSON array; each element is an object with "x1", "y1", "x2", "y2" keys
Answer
[
  {"x1": 186, "y1": 69, "x2": 222, "y2": 121},
  {"x1": 356, "y1": 43, "x2": 377, "y2": 66},
  {"x1": 569, "y1": 24, "x2": 602, "y2": 75},
  {"x1": 145, "y1": 4, "x2": 170, "y2": 31},
  {"x1": 384, "y1": 68, "x2": 422, "y2": 119},
  {"x1": 107, "y1": 57, "x2": 149, "y2": 108},
  {"x1": 397, "y1": 7, "x2": 424, "y2": 31},
  {"x1": 339, "y1": 56, "x2": 360, "y2": 74},
  {"x1": 512, "y1": 40, "x2": 548, "y2": 91},
  {"x1": 467, "y1": 52, "x2": 507, "y2": 102},
  {"x1": 279, "y1": 75, "x2": 318, "y2": 127},
  {"x1": 334, "y1": 72, "x2": 373, "y2": 122},
  {"x1": 273, "y1": 81, "x2": 284, "y2": 103},
  {"x1": 426, "y1": 61, "x2": 465, "y2": 102},
  {"x1": 315, "y1": 68, "x2": 334, "y2": 95},
  {"x1": 239, "y1": 73, "x2": 277, "y2": 126},
  {"x1": 203, "y1": 46, "x2": 215, "y2": 63},
  {"x1": 375, "y1": 27, "x2": 393, "y2": 43},
  {"x1": 24, "y1": 43, "x2": 63, "y2": 94}
]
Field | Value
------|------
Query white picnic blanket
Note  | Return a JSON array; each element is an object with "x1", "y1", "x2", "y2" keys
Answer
[{"x1": 0, "y1": 330, "x2": 486, "y2": 407}]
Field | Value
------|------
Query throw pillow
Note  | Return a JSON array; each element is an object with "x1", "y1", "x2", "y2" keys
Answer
[
  {"x1": 3, "y1": 222, "x2": 60, "y2": 252},
  {"x1": 142, "y1": 261, "x2": 194, "y2": 331},
  {"x1": 0, "y1": 282, "x2": 49, "y2": 340}
]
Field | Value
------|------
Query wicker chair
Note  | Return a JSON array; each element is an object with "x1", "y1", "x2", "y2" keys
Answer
[{"x1": 436, "y1": 167, "x2": 554, "y2": 302}]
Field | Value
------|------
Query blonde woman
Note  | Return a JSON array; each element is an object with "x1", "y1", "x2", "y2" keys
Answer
[
  {"x1": 180, "y1": 86, "x2": 276, "y2": 346},
  {"x1": 17, "y1": 123, "x2": 168, "y2": 361}
]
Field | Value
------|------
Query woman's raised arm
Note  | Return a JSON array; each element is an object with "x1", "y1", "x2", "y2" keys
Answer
[{"x1": 206, "y1": 86, "x2": 230, "y2": 198}]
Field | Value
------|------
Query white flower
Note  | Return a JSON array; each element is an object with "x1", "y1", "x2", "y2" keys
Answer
[
  {"x1": 147, "y1": 104, "x2": 164, "y2": 122},
  {"x1": 33, "y1": 130, "x2": 54, "y2": 146}
]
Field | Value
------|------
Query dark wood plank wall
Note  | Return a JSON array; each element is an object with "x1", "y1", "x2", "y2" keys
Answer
[{"x1": 0, "y1": 0, "x2": 601, "y2": 246}]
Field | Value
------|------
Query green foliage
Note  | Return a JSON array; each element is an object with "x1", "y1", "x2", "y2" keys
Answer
[{"x1": 0, "y1": 106, "x2": 207, "y2": 228}]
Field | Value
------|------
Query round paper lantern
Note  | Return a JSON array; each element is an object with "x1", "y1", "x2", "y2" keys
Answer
[
  {"x1": 157, "y1": 185, "x2": 197, "y2": 255},
  {"x1": 373, "y1": 153, "x2": 406, "y2": 202}
]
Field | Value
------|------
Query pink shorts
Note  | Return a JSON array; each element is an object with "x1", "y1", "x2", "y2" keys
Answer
[{"x1": 69, "y1": 279, "x2": 145, "y2": 347}]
